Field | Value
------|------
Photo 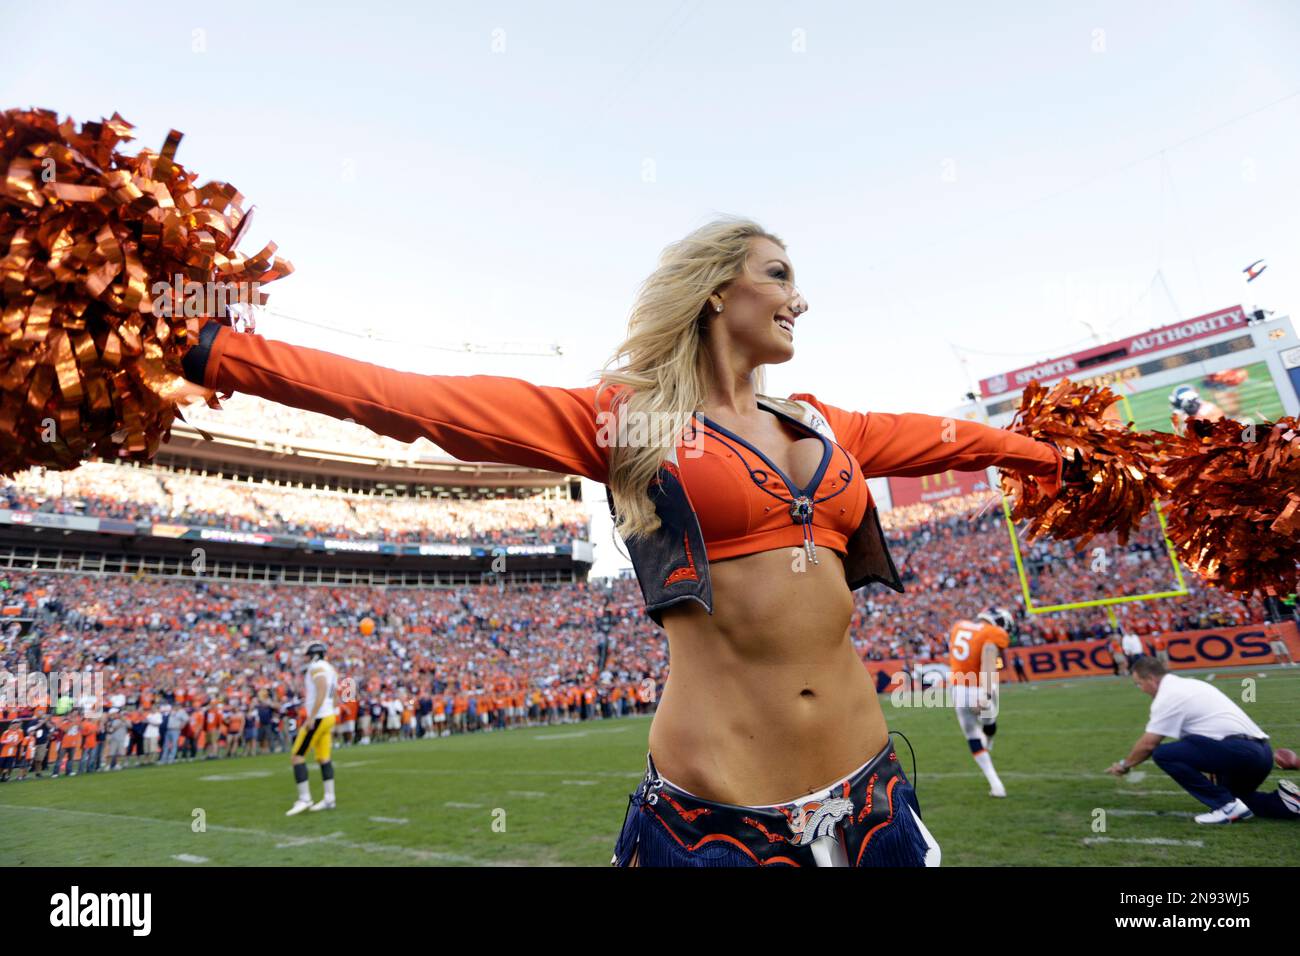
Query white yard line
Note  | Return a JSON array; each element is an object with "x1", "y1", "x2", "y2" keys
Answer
[
  {"x1": 275, "y1": 830, "x2": 348, "y2": 849},
  {"x1": 0, "y1": 803, "x2": 503, "y2": 865},
  {"x1": 922, "y1": 770, "x2": 1113, "y2": 780},
  {"x1": 900, "y1": 722, "x2": 1300, "y2": 737},
  {"x1": 534, "y1": 727, "x2": 630, "y2": 740},
  {"x1": 170, "y1": 854, "x2": 209, "y2": 863},
  {"x1": 368, "y1": 768, "x2": 643, "y2": 779},
  {"x1": 369, "y1": 816, "x2": 409, "y2": 824},
  {"x1": 1083, "y1": 836, "x2": 1204, "y2": 847}
]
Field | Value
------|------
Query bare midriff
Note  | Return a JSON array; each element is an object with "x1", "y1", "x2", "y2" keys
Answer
[{"x1": 650, "y1": 546, "x2": 890, "y2": 807}]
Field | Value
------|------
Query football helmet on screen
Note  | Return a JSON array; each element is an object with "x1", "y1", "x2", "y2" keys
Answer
[{"x1": 977, "y1": 607, "x2": 1014, "y2": 632}]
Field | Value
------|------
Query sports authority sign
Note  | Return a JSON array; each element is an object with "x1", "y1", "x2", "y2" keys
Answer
[{"x1": 979, "y1": 305, "x2": 1248, "y2": 398}]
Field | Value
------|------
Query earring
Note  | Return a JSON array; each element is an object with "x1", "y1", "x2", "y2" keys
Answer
[{"x1": 715, "y1": 302, "x2": 723, "y2": 313}]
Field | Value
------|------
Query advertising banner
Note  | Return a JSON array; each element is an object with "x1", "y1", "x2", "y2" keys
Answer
[
  {"x1": 888, "y1": 469, "x2": 990, "y2": 507},
  {"x1": 865, "y1": 622, "x2": 1300, "y2": 684},
  {"x1": 1002, "y1": 622, "x2": 1299, "y2": 681}
]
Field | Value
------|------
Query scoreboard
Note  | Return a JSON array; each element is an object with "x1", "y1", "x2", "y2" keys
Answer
[
  {"x1": 976, "y1": 305, "x2": 1299, "y2": 431},
  {"x1": 877, "y1": 305, "x2": 1298, "y2": 512}
]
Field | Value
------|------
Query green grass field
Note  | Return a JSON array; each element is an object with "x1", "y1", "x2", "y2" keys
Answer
[{"x1": 2, "y1": 666, "x2": 1297, "y2": 866}]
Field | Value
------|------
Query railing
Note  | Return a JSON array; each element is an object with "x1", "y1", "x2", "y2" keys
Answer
[{"x1": 0, "y1": 545, "x2": 581, "y2": 587}]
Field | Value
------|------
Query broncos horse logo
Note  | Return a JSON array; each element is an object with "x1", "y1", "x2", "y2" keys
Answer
[{"x1": 785, "y1": 796, "x2": 854, "y2": 846}]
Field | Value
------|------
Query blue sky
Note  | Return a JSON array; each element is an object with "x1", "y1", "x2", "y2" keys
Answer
[{"x1": 5, "y1": 1, "x2": 1299, "y2": 571}]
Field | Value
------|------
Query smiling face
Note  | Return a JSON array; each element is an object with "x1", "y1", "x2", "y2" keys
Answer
[{"x1": 707, "y1": 236, "x2": 807, "y2": 368}]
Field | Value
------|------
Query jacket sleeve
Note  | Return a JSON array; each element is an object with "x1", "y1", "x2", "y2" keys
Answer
[
  {"x1": 185, "y1": 322, "x2": 610, "y2": 482},
  {"x1": 790, "y1": 392, "x2": 1063, "y2": 497}
]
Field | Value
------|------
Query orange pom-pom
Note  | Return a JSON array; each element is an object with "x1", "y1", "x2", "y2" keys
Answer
[
  {"x1": 0, "y1": 108, "x2": 292, "y2": 476},
  {"x1": 1000, "y1": 378, "x2": 1168, "y2": 548},
  {"x1": 359, "y1": 617, "x2": 376, "y2": 636},
  {"x1": 1159, "y1": 416, "x2": 1300, "y2": 597}
]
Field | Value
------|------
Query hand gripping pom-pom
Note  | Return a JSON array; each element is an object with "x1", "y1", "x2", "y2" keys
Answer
[{"x1": 999, "y1": 378, "x2": 1169, "y2": 550}]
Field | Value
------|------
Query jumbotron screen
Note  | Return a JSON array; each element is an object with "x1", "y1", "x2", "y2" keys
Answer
[
  {"x1": 977, "y1": 305, "x2": 1300, "y2": 431},
  {"x1": 1122, "y1": 360, "x2": 1288, "y2": 434}
]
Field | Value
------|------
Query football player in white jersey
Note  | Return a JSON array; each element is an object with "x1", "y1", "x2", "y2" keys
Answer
[{"x1": 286, "y1": 642, "x2": 340, "y2": 816}]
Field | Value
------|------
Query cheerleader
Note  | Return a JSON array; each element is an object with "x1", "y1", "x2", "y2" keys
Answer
[{"x1": 176, "y1": 217, "x2": 1065, "y2": 866}]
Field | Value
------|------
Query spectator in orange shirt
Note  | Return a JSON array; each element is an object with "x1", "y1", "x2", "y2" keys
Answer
[
  {"x1": 17, "y1": 728, "x2": 37, "y2": 780},
  {"x1": 431, "y1": 695, "x2": 446, "y2": 737},
  {"x1": 186, "y1": 709, "x2": 204, "y2": 761},
  {"x1": 452, "y1": 694, "x2": 468, "y2": 735},
  {"x1": 59, "y1": 716, "x2": 82, "y2": 777},
  {"x1": 205, "y1": 703, "x2": 224, "y2": 759},
  {"x1": 80, "y1": 715, "x2": 100, "y2": 774},
  {"x1": 225, "y1": 708, "x2": 246, "y2": 758},
  {"x1": 1108, "y1": 636, "x2": 1127, "y2": 677},
  {"x1": 401, "y1": 698, "x2": 415, "y2": 740},
  {"x1": 1153, "y1": 634, "x2": 1170, "y2": 667},
  {"x1": 0, "y1": 721, "x2": 22, "y2": 782},
  {"x1": 343, "y1": 698, "x2": 359, "y2": 746}
]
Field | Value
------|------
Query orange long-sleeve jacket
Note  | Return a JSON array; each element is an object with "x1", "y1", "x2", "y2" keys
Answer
[{"x1": 182, "y1": 321, "x2": 1062, "y2": 625}]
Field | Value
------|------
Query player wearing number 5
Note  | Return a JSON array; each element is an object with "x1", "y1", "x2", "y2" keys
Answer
[{"x1": 949, "y1": 608, "x2": 1013, "y2": 798}]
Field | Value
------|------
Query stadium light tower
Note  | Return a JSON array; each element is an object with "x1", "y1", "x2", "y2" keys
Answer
[{"x1": 267, "y1": 309, "x2": 563, "y2": 358}]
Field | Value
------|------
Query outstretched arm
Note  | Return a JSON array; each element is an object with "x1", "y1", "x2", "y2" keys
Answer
[
  {"x1": 182, "y1": 321, "x2": 610, "y2": 482},
  {"x1": 790, "y1": 392, "x2": 1063, "y2": 496}
]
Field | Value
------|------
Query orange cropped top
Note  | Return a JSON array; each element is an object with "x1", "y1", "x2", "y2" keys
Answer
[{"x1": 680, "y1": 407, "x2": 869, "y2": 565}]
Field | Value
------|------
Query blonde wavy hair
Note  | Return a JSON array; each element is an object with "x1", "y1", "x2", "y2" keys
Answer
[{"x1": 596, "y1": 216, "x2": 804, "y2": 542}]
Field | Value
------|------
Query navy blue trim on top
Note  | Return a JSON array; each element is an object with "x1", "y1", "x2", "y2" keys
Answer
[{"x1": 696, "y1": 406, "x2": 853, "y2": 507}]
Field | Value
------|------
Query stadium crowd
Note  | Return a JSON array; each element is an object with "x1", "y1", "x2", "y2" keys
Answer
[
  {"x1": 864, "y1": 490, "x2": 1256, "y2": 662},
  {"x1": 2, "y1": 463, "x2": 588, "y2": 546},
  {"x1": 0, "y1": 490, "x2": 1275, "y2": 780},
  {"x1": 182, "y1": 392, "x2": 453, "y2": 459}
]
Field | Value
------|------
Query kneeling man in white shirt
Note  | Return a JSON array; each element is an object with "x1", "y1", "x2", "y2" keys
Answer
[{"x1": 1106, "y1": 657, "x2": 1300, "y2": 824}]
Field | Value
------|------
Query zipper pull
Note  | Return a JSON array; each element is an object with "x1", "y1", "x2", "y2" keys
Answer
[{"x1": 789, "y1": 496, "x2": 819, "y2": 566}]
